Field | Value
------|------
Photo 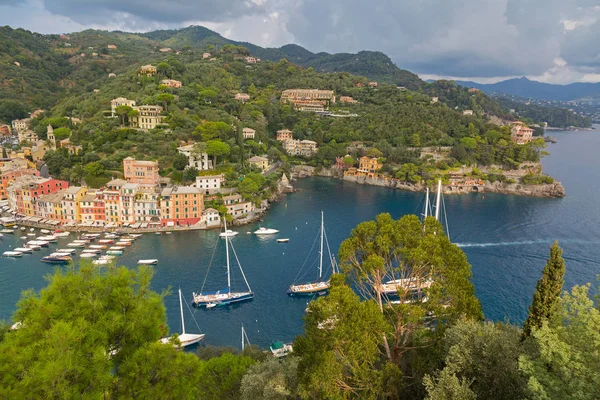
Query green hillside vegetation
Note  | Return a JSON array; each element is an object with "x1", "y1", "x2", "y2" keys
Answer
[{"x1": 495, "y1": 96, "x2": 592, "y2": 128}]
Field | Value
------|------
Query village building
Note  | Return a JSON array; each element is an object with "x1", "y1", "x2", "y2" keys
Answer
[
  {"x1": 242, "y1": 127, "x2": 256, "y2": 139},
  {"x1": 202, "y1": 52, "x2": 211, "y2": 59},
  {"x1": 161, "y1": 79, "x2": 182, "y2": 88},
  {"x1": 119, "y1": 183, "x2": 138, "y2": 224},
  {"x1": 17, "y1": 130, "x2": 38, "y2": 144},
  {"x1": 160, "y1": 186, "x2": 204, "y2": 226},
  {"x1": 235, "y1": 93, "x2": 250, "y2": 102},
  {"x1": 0, "y1": 168, "x2": 40, "y2": 200},
  {"x1": 30, "y1": 109, "x2": 45, "y2": 118},
  {"x1": 339, "y1": 96, "x2": 357, "y2": 104},
  {"x1": 281, "y1": 89, "x2": 335, "y2": 112},
  {"x1": 79, "y1": 192, "x2": 105, "y2": 222},
  {"x1": 138, "y1": 65, "x2": 157, "y2": 76},
  {"x1": 104, "y1": 179, "x2": 126, "y2": 224},
  {"x1": 177, "y1": 144, "x2": 213, "y2": 171},
  {"x1": 195, "y1": 174, "x2": 224, "y2": 194},
  {"x1": 133, "y1": 187, "x2": 160, "y2": 224},
  {"x1": 7, "y1": 177, "x2": 68, "y2": 217},
  {"x1": 110, "y1": 97, "x2": 136, "y2": 117},
  {"x1": 0, "y1": 124, "x2": 11, "y2": 136},
  {"x1": 431, "y1": 97, "x2": 439, "y2": 103},
  {"x1": 107, "y1": 44, "x2": 117, "y2": 50},
  {"x1": 159, "y1": 47, "x2": 172, "y2": 53},
  {"x1": 61, "y1": 186, "x2": 87, "y2": 223},
  {"x1": 276, "y1": 129, "x2": 293, "y2": 141},
  {"x1": 36, "y1": 192, "x2": 65, "y2": 222},
  {"x1": 11, "y1": 118, "x2": 30, "y2": 132},
  {"x1": 282, "y1": 139, "x2": 318, "y2": 157},
  {"x1": 222, "y1": 194, "x2": 253, "y2": 218},
  {"x1": 368, "y1": 82, "x2": 378, "y2": 87},
  {"x1": 201, "y1": 208, "x2": 221, "y2": 227},
  {"x1": 129, "y1": 105, "x2": 165, "y2": 130},
  {"x1": 248, "y1": 155, "x2": 269, "y2": 171},
  {"x1": 123, "y1": 157, "x2": 159, "y2": 185},
  {"x1": 108, "y1": 73, "x2": 117, "y2": 78},
  {"x1": 511, "y1": 121, "x2": 534, "y2": 144},
  {"x1": 463, "y1": 110, "x2": 474, "y2": 115},
  {"x1": 244, "y1": 56, "x2": 260, "y2": 63},
  {"x1": 59, "y1": 138, "x2": 82, "y2": 155}
]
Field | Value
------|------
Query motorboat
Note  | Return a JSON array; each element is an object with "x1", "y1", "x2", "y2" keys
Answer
[
  {"x1": 155, "y1": 232, "x2": 161, "y2": 235},
  {"x1": 160, "y1": 289, "x2": 205, "y2": 347},
  {"x1": 99, "y1": 255, "x2": 116, "y2": 260},
  {"x1": 276, "y1": 238, "x2": 289, "y2": 243},
  {"x1": 72, "y1": 239, "x2": 90, "y2": 244},
  {"x1": 13, "y1": 247, "x2": 33, "y2": 254},
  {"x1": 27, "y1": 233, "x2": 36, "y2": 237},
  {"x1": 129, "y1": 234, "x2": 143, "y2": 238},
  {"x1": 98, "y1": 239, "x2": 114, "y2": 244},
  {"x1": 20, "y1": 227, "x2": 26, "y2": 231},
  {"x1": 40, "y1": 229, "x2": 51, "y2": 234},
  {"x1": 67, "y1": 242, "x2": 86, "y2": 248},
  {"x1": 93, "y1": 259, "x2": 111, "y2": 265},
  {"x1": 166, "y1": 232, "x2": 172, "y2": 235},
  {"x1": 106, "y1": 250, "x2": 123, "y2": 255},
  {"x1": 27, "y1": 240, "x2": 49, "y2": 247},
  {"x1": 138, "y1": 259, "x2": 158, "y2": 265},
  {"x1": 54, "y1": 232, "x2": 71, "y2": 238},
  {"x1": 219, "y1": 229, "x2": 239, "y2": 238},
  {"x1": 253, "y1": 227, "x2": 279, "y2": 235},
  {"x1": 0, "y1": 229, "x2": 14, "y2": 234},
  {"x1": 3, "y1": 251, "x2": 23, "y2": 257},
  {"x1": 104, "y1": 233, "x2": 118, "y2": 239},
  {"x1": 56, "y1": 248, "x2": 76, "y2": 254},
  {"x1": 41, "y1": 255, "x2": 72, "y2": 264},
  {"x1": 82, "y1": 249, "x2": 102, "y2": 254},
  {"x1": 269, "y1": 342, "x2": 293, "y2": 358},
  {"x1": 26, "y1": 244, "x2": 42, "y2": 251},
  {"x1": 109, "y1": 246, "x2": 125, "y2": 251},
  {"x1": 89, "y1": 245, "x2": 107, "y2": 250},
  {"x1": 115, "y1": 241, "x2": 132, "y2": 246},
  {"x1": 80, "y1": 253, "x2": 98, "y2": 258},
  {"x1": 82, "y1": 233, "x2": 100, "y2": 240},
  {"x1": 37, "y1": 235, "x2": 57, "y2": 242}
]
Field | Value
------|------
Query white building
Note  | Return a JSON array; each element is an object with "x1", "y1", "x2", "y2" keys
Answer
[
  {"x1": 195, "y1": 174, "x2": 224, "y2": 194},
  {"x1": 111, "y1": 97, "x2": 136, "y2": 117},
  {"x1": 177, "y1": 144, "x2": 213, "y2": 171},
  {"x1": 202, "y1": 208, "x2": 221, "y2": 227},
  {"x1": 242, "y1": 127, "x2": 256, "y2": 140}
]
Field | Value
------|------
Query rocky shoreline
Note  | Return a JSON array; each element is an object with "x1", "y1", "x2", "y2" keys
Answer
[{"x1": 291, "y1": 165, "x2": 566, "y2": 199}]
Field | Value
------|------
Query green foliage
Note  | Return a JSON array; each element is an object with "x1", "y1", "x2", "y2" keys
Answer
[
  {"x1": 238, "y1": 172, "x2": 266, "y2": 199},
  {"x1": 522, "y1": 174, "x2": 554, "y2": 185},
  {"x1": 0, "y1": 100, "x2": 27, "y2": 123},
  {"x1": 427, "y1": 319, "x2": 528, "y2": 399},
  {"x1": 53, "y1": 126, "x2": 71, "y2": 140},
  {"x1": 206, "y1": 140, "x2": 231, "y2": 166},
  {"x1": 197, "y1": 353, "x2": 256, "y2": 399},
  {"x1": 84, "y1": 161, "x2": 105, "y2": 177},
  {"x1": 182, "y1": 166, "x2": 198, "y2": 182},
  {"x1": 240, "y1": 357, "x2": 299, "y2": 400},
  {"x1": 295, "y1": 274, "x2": 389, "y2": 399},
  {"x1": 424, "y1": 369, "x2": 476, "y2": 400},
  {"x1": 519, "y1": 284, "x2": 600, "y2": 399},
  {"x1": 173, "y1": 153, "x2": 189, "y2": 170},
  {"x1": 496, "y1": 97, "x2": 591, "y2": 128},
  {"x1": 522, "y1": 241, "x2": 565, "y2": 339}
]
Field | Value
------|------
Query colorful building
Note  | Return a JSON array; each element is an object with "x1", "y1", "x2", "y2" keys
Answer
[
  {"x1": 160, "y1": 186, "x2": 204, "y2": 226},
  {"x1": 119, "y1": 183, "x2": 139, "y2": 224},
  {"x1": 0, "y1": 168, "x2": 40, "y2": 200},
  {"x1": 511, "y1": 121, "x2": 534, "y2": 144},
  {"x1": 133, "y1": 187, "x2": 160, "y2": 223},
  {"x1": 249, "y1": 156, "x2": 270, "y2": 171},
  {"x1": 104, "y1": 179, "x2": 126, "y2": 224},
  {"x1": 276, "y1": 129, "x2": 293, "y2": 141},
  {"x1": 62, "y1": 186, "x2": 87, "y2": 223},
  {"x1": 195, "y1": 174, "x2": 224, "y2": 194},
  {"x1": 79, "y1": 192, "x2": 106, "y2": 222},
  {"x1": 123, "y1": 157, "x2": 160, "y2": 185},
  {"x1": 177, "y1": 144, "x2": 213, "y2": 171},
  {"x1": 243, "y1": 127, "x2": 256, "y2": 139}
]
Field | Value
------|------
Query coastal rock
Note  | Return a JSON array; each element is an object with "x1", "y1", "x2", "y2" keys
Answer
[
  {"x1": 292, "y1": 165, "x2": 342, "y2": 179},
  {"x1": 484, "y1": 181, "x2": 566, "y2": 198}
]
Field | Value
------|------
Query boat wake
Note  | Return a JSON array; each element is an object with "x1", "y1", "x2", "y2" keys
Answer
[{"x1": 456, "y1": 239, "x2": 600, "y2": 248}]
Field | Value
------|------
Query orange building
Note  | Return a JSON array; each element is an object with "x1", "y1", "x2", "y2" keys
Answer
[
  {"x1": 511, "y1": 121, "x2": 534, "y2": 144},
  {"x1": 123, "y1": 157, "x2": 159, "y2": 185},
  {"x1": 160, "y1": 186, "x2": 204, "y2": 226}
]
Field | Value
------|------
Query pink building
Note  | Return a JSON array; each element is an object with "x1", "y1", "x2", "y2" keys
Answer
[
  {"x1": 276, "y1": 129, "x2": 293, "y2": 141},
  {"x1": 123, "y1": 157, "x2": 159, "y2": 185},
  {"x1": 511, "y1": 121, "x2": 534, "y2": 144}
]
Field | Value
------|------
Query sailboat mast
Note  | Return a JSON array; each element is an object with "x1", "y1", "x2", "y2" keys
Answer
[
  {"x1": 319, "y1": 211, "x2": 324, "y2": 280},
  {"x1": 179, "y1": 288, "x2": 185, "y2": 335},
  {"x1": 241, "y1": 324, "x2": 245, "y2": 351},
  {"x1": 424, "y1": 187, "x2": 430, "y2": 218},
  {"x1": 434, "y1": 179, "x2": 442, "y2": 221},
  {"x1": 224, "y1": 219, "x2": 231, "y2": 289}
]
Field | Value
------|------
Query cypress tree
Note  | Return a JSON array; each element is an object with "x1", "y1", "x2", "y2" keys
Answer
[
  {"x1": 522, "y1": 241, "x2": 565, "y2": 339},
  {"x1": 2, "y1": 146, "x2": 7, "y2": 158}
]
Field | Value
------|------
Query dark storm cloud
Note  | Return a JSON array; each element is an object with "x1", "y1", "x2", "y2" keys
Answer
[{"x1": 42, "y1": 0, "x2": 266, "y2": 24}]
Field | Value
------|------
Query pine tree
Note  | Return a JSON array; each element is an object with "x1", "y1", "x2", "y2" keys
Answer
[{"x1": 522, "y1": 241, "x2": 565, "y2": 339}]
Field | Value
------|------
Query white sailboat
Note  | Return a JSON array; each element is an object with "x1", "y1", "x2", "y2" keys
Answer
[
  {"x1": 241, "y1": 324, "x2": 251, "y2": 351},
  {"x1": 193, "y1": 219, "x2": 254, "y2": 307},
  {"x1": 161, "y1": 288, "x2": 205, "y2": 347},
  {"x1": 288, "y1": 211, "x2": 337, "y2": 296}
]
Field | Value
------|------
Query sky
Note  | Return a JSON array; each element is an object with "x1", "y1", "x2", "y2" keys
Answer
[{"x1": 1, "y1": 0, "x2": 600, "y2": 84}]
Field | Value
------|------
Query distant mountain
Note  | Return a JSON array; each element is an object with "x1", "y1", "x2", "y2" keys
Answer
[{"x1": 456, "y1": 77, "x2": 600, "y2": 102}]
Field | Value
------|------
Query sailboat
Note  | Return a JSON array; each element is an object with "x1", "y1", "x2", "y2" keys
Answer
[
  {"x1": 241, "y1": 324, "x2": 251, "y2": 351},
  {"x1": 382, "y1": 180, "x2": 446, "y2": 300},
  {"x1": 287, "y1": 211, "x2": 337, "y2": 296},
  {"x1": 192, "y1": 219, "x2": 254, "y2": 307},
  {"x1": 161, "y1": 288, "x2": 205, "y2": 347}
]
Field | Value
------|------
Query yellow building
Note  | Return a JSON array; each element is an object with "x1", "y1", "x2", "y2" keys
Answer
[
  {"x1": 130, "y1": 105, "x2": 165, "y2": 130},
  {"x1": 138, "y1": 65, "x2": 157, "y2": 76},
  {"x1": 61, "y1": 186, "x2": 87, "y2": 223},
  {"x1": 358, "y1": 156, "x2": 382, "y2": 176},
  {"x1": 248, "y1": 156, "x2": 269, "y2": 171}
]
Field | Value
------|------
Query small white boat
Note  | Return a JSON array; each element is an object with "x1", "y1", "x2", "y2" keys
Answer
[
  {"x1": 29, "y1": 228, "x2": 35, "y2": 232},
  {"x1": 73, "y1": 239, "x2": 90, "y2": 244},
  {"x1": 37, "y1": 235, "x2": 57, "y2": 242},
  {"x1": 104, "y1": 233, "x2": 118, "y2": 239},
  {"x1": 115, "y1": 241, "x2": 131, "y2": 246},
  {"x1": 276, "y1": 238, "x2": 289, "y2": 243},
  {"x1": 13, "y1": 247, "x2": 33, "y2": 254},
  {"x1": 89, "y1": 245, "x2": 107, "y2": 250},
  {"x1": 55, "y1": 232, "x2": 71, "y2": 238},
  {"x1": 129, "y1": 234, "x2": 143, "y2": 238},
  {"x1": 20, "y1": 227, "x2": 26, "y2": 231},
  {"x1": 67, "y1": 242, "x2": 86, "y2": 248},
  {"x1": 82, "y1": 249, "x2": 102, "y2": 254},
  {"x1": 40, "y1": 229, "x2": 51, "y2": 234},
  {"x1": 138, "y1": 259, "x2": 158, "y2": 265},
  {"x1": 106, "y1": 250, "x2": 123, "y2": 255},
  {"x1": 27, "y1": 233, "x2": 36, "y2": 237},
  {"x1": 219, "y1": 229, "x2": 239, "y2": 238},
  {"x1": 160, "y1": 289, "x2": 205, "y2": 348},
  {"x1": 166, "y1": 232, "x2": 172, "y2": 235},
  {"x1": 26, "y1": 244, "x2": 41, "y2": 251},
  {"x1": 155, "y1": 232, "x2": 162, "y2": 235},
  {"x1": 3, "y1": 251, "x2": 23, "y2": 257},
  {"x1": 93, "y1": 259, "x2": 111, "y2": 265},
  {"x1": 80, "y1": 253, "x2": 98, "y2": 258},
  {"x1": 98, "y1": 239, "x2": 114, "y2": 245},
  {"x1": 0, "y1": 229, "x2": 14, "y2": 234},
  {"x1": 109, "y1": 246, "x2": 125, "y2": 251},
  {"x1": 56, "y1": 248, "x2": 76, "y2": 254},
  {"x1": 99, "y1": 255, "x2": 116, "y2": 260},
  {"x1": 49, "y1": 252, "x2": 72, "y2": 257},
  {"x1": 254, "y1": 227, "x2": 279, "y2": 235},
  {"x1": 28, "y1": 240, "x2": 49, "y2": 247}
]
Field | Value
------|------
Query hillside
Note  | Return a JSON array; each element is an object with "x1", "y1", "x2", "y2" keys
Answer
[{"x1": 456, "y1": 77, "x2": 600, "y2": 102}]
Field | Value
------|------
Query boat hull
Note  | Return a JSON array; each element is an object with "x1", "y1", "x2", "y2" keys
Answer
[
  {"x1": 193, "y1": 292, "x2": 254, "y2": 307},
  {"x1": 287, "y1": 281, "x2": 330, "y2": 297}
]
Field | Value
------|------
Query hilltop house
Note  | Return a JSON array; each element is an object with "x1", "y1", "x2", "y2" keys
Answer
[
  {"x1": 242, "y1": 127, "x2": 256, "y2": 139},
  {"x1": 177, "y1": 144, "x2": 213, "y2": 171},
  {"x1": 511, "y1": 121, "x2": 534, "y2": 144}
]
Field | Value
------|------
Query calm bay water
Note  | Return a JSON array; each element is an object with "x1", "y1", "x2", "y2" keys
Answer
[{"x1": 1, "y1": 128, "x2": 599, "y2": 348}]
